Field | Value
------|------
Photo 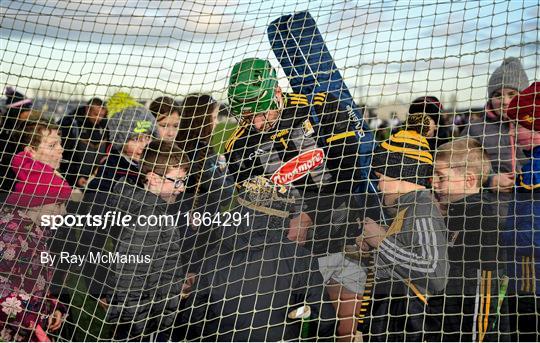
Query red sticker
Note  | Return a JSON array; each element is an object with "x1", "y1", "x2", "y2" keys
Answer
[{"x1": 271, "y1": 148, "x2": 325, "y2": 185}]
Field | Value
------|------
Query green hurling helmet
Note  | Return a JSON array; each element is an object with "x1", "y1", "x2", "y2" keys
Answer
[{"x1": 228, "y1": 58, "x2": 279, "y2": 117}]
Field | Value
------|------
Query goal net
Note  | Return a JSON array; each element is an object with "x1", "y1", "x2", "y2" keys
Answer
[{"x1": 0, "y1": 0, "x2": 538, "y2": 341}]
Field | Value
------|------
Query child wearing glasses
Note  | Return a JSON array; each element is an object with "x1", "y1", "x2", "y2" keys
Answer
[{"x1": 105, "y1": 140, "x2": 193, "y2": 341}]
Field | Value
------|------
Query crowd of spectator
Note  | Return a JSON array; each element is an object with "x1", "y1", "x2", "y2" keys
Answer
[{"x1": 0, "y1": 55, "x2": 537, "y2": 342}]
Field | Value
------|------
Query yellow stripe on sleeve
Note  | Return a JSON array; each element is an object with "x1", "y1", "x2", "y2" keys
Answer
[
  {"x1": 519, "y1": 175, "x2": 540, "y2": 190},
  {"x1": 289, "y1": 100, "x2": 309, "y2": 106},
  {"x1": 326, "y1": 131, "x2": 356, "y2": 143},
  {"x1": 288, "y1": 93, "x2": 308, "y2": 101}
]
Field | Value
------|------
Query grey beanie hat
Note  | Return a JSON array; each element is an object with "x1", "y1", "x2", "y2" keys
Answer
[
  {"x1": 107, "y1": 106, "x2": 157, "y2": 152},
  {"x1": 488, "y1": 57, "x2": 529, "y2": 97}
]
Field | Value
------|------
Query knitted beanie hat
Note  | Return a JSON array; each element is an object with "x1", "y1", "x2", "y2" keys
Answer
[
  {"x1": 506, "y1": 82, "x2": 540, "y2": 131},
  {"x1": 106, "y1": 92, "x2": 157, "y2": 152},
  {"x1": 409, "y1": 96, "x2": 443, "y2": 115},
  {"x1": 488, "y1": 57, "x2": 529, "y2": 98},
  {"x1": 371, "y1": 114, "x2": 433, "y2": 187},
  {"x1": 409, "y1": 96, "x2": 444, "y2": 125}
]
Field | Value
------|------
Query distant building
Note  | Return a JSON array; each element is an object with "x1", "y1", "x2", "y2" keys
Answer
[{"x1": 374, "y1": 103, "x2": 409, "y2": 121}]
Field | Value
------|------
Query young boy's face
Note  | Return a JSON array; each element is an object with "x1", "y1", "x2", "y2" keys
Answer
[
  {"x1": 157, "y1": 112, "x2": 180, "y2": 141},
  {"x1": 28, "y1": 129, "x2": 63, "y2": 170},
  {"x1": 432, "y1": 161, "x2": 469, "y2": 205},
  {"x1": 123, "y1": 134, "x2": 152, "y2": 162},
  {"x1": 490, "y1": 87, "x2": 519, "y2": 119},
  {"x1": 153, "y1": 166, "x2": 187, "y2": 203}
]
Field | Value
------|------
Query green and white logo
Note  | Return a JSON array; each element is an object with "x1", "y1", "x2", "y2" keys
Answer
[{"x1": 134, "y1": 120, "x2": 152, "y2": 133}]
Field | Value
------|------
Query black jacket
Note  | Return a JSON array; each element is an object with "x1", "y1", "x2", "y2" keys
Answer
[
  {"x1": 60, "y1": 106, "x2": 109, "y2": 186},
  {"x1": 105, "y1": 179, "x2": 189, "y2": 339},
  {"x1": 188, "y1": 207, "x2": 337, "y2": 341},
  {"x1": 86, "y1": 150, "x2": 139, "y2": 193},
  {"x1": 443, "y1": 192, "x2": 510, "y2": 341}
]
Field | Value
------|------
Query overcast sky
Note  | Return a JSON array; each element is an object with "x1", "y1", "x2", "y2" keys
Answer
[{"x1": 1, "y1": 0, "x2": 538, "y2": 108}]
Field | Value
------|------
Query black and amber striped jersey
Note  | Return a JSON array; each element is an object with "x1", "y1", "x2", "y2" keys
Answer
[{"x1": 224, "y1": 92, "x2": 361, "y2": 214}]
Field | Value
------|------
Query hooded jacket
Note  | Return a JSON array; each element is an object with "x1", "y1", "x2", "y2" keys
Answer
[
  {"x1": 105, "y1": 179, "x2": 189, "y2": 339},
  {"x1": 368, "y1": 190, "x2": 449, "y2": 342},
  {"x1": 374, "y1": 190, "x2": 449, "y2": 296},
  {"x1": 188, "y1": 206, "x2": 337, "y2": 341},
  {"x1": 500, "y1": 145, "x2": 540, "y2": 302}
]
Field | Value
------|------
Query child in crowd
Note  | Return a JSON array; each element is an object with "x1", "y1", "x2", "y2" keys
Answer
[
  {"x1": 148, "y1": 96, "x2": 181, "y2": 141},
  {"x1": 105, "y1": 140, "x2": 193, "y2": 341},
  {"x1": 81, "y1": 92, "x2": 157, "y2": 302},
  {"x1": 177, "y1": 94, "x2": 230, "y2": 197},
  {"x1": 0, "y1": 120, "x2": 71, "y2": 341},
  {"x1": 502, "y1": 81, "x2": 540, "y2": 341},
  {"x1": 461, "y1": 57, "x2": 530, "y2": 193},
  {"x1": 408, "y1": 95, "x2": 449, "y2": 151},
  {"x1": 358, "y1": 113, "x2": 449, "y2": 341},
  {"x1": 188, "y1": 176, "x2": 336, "y2": 341},
  {"x1": 86, "y1": 92, "x2": 157, "y2": 193},
  {"x1": 433, "y1": 138, "x2": 511, "y2": 341},
  {"x1": 176, "y1": 94, "x2": 234, "y2": 266}
]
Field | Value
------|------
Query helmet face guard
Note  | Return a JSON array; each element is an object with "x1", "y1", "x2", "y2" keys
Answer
[{"x1": 228, "y1": 58, "x2": 279, "y2": 117}]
